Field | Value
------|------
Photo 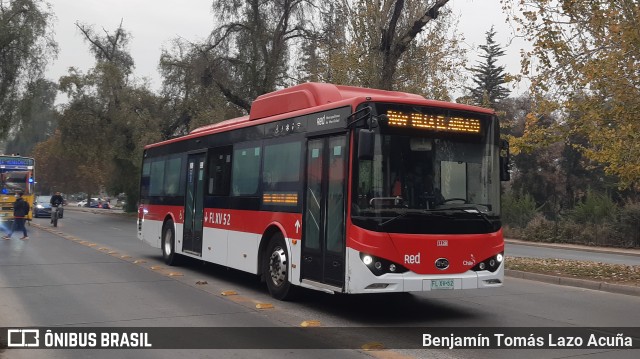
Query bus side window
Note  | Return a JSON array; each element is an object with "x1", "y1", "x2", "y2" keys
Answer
[
  {"x1": 208, "y1": 146, "x2": 232, "y2": 196},
  {"x1": 231, "y1": 144, "x2": 261, "y2": 196},
  {"x1": 149, "y1": 158, "x2": 166, "y2": 196},
  {"x1": 164, "y1": 156, "x2": 182, "y2": 196},
  {"x1": 140, "y1": 161, "x2": 151, "y2": 198}
]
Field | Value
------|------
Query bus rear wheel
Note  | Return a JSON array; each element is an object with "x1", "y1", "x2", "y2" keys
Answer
[
  {"x1": 263, "y1": 233, "x2": 295, "y2": 300},
  {"x1": 162, "y1": 220, "x2": 180, "y2": 266}
]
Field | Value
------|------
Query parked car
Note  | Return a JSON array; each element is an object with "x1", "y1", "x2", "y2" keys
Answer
[
  {"x1": 77, "y1": 198, "x2": 99, "y2": 208},
  {"x1": 33, "y1": 195, "x2": 64, "y2": 218}
]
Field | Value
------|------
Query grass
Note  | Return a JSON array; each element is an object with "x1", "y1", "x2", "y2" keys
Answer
[{"x1": 506, "y1": 256, "x2": 640, "y2": 286}]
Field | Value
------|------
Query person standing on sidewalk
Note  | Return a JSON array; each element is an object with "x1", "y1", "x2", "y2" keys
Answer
[{"x1": 3, "y1": 191, "x2": 30, "y2": 240}]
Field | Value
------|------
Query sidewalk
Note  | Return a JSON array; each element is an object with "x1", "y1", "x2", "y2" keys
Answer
[
  {"x1": 64, "y1": 205, "x2": 132, "y2": 216},
  {"x1": 505, "y1": 238, "x2": 640, "y2": 297},
  {"x1": 506, "y1": 238, "x2": 640, "y2": 257}
]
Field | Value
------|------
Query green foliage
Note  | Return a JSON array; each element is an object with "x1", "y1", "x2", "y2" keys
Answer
[
  {"x1": 466, "y1": 26, "x2": 511, "y2": 107},
  {"x1": 569, "y1": 190, "x2": 617, "y2": 225},
  {"x1": 0, "y1": 0, "x2": 57, "y2": 138},
  {"x1": 507, "y1": 190, "x2": 640, "y2": 248},
  {"x1": 618, "y1": 200, "x2": 640, "y2": 247},
  {"x1": 5, "y1": 78, "x2": 57, "y2": 155},
  {"x1": 501, "y1": 191, "x2": 538, "y2": 228}
]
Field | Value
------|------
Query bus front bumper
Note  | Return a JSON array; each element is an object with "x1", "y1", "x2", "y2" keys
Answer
[{"x1": 345, "y1": 248, "x2": 504, "y2": 294}]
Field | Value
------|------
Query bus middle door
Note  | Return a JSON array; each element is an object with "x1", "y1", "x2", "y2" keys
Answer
[
  {"x1": 301, "y1": 135, "x2": 347, "y2": 289},
  {"x1": 183, "y1": 153, "x2": 205, "y2": 256}
]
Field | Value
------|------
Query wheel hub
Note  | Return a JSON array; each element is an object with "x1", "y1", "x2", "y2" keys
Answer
[
  {"x1": 163, "y1": 231, "x2": 172, "y2": 256},
  {"x1": 269, "y1": 247, "x2": 287, "y2": 287}
]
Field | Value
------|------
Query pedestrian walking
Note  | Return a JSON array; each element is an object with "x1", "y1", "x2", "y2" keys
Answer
[{"x1": 3, "y1": 191, "x2": 30, "y2": 240}]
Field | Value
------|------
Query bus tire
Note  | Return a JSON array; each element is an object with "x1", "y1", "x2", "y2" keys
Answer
[
  {"x1": 162, "y1": 220, "x2": 180, "y2": 266},
  {"x1": 263, "y1": 233, "x2": 296, "y2": 300}
]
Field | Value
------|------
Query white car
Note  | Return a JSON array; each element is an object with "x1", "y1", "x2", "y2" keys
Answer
[{"x1": 77, "y1": 198, "x2": 99, "y2": 207}]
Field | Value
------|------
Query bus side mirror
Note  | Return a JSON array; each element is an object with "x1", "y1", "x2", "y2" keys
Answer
[
  {"x1": 358, "y1": 129, "x2": 375, "y2": 161},
  {"x1": 499, "y1": 139, "x2": 510, "y2": 181}
]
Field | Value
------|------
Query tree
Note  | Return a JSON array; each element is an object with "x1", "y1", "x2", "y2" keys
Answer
[
  {"x1": 303, "y1": 0, "x2": 464, "y2": 99},
  {"x1": 200, "y1": 0, "x2": 313, "y2": 112},
  {"x1": 158, "y1": 38, "x2": 243, "y2": 137},
  {"x1": 4, "y1": 78, "x2": 58, "y2": 155},
  {"x1": 0, "y1": 0, "x2": 56, "y2": 137},
  {"x1": 466, "y1": 26, "x2": 511, "y2": 107},
  {"x1": 504, "y1": 0, "x2": 640, "y2": 189},
  {"x1": 374, "y1": 0, "x2": 452, "y2": 90},
  {"x1": 500, "y1": 95, "x2": 566, "y2": 216},
  {"x1": 56, "y1": 21, "x2": 163, "y2": 210},
  {"x1": 31, "y1": 130, "x2": 98, "y2": 195},
  {"x1": 500, "y1": 93, "x2": 622, "y2": 219}
]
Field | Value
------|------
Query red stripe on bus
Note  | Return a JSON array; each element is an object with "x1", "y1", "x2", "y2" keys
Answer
[{"x1": 143, "y1": 204, "x2": 303, "y2": 240}]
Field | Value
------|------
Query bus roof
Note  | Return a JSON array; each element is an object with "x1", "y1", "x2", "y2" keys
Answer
[{"x1": 145, "y1": 82, "x2": 494, "y2": 149}]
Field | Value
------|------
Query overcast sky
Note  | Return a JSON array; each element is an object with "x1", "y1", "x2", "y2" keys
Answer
[{"x1": 46, "y1": 0, "x2": 528, "y2": 98}]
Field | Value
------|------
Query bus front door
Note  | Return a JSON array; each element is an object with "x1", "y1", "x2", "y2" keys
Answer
[
  {"x1": 302, "y1": 135, "x2": 347, "y2": 289},
  {"x1": 183, "y1": 153, "x2": 205, "y2": 256}
]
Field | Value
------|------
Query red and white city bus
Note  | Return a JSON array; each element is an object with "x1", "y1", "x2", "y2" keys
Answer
[{"x1": 138, "y1": 82, "x2": 509, "y2": 300}]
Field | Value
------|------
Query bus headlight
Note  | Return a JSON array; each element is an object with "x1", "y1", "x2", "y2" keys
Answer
[
  {"x1": 471, "y1": 252, "x2": 504, "y2": 273},
  {"x1": 362, "y1": 255, "x2": 373, "y2": 265},
  {"x1": 359, "y1": 253, "x2": 408, "y2": 276}
]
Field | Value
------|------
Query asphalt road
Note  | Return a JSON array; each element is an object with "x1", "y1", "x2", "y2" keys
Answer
[{"x1": 0, "y1": 209, "x2": 638, "y2": 359}]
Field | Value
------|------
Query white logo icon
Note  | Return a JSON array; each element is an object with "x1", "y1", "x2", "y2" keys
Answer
[{"x1": 8, "y1": 329, "x2": 40, "y2": 347}]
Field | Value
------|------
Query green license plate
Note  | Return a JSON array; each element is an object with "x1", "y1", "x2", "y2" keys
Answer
[{"x1": 431, "y1": 279, "x2": 455, "y2": 290}]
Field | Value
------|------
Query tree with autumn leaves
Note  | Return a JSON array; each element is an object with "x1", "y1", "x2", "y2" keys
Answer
[
  {"x1": 504, "y1": 0, "x2": 640, "y2": 190},
  {"x1": 495, "y1": 0, "x2": 640, "y2": 246}
]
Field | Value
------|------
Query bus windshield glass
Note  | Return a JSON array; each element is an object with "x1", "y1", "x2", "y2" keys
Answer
[
  {"x1": 1, "y1": 171, "x2": 29, "y2": 195},
  {"x1": 352, "y1": 104, "x2": 501, "y2": 234}
]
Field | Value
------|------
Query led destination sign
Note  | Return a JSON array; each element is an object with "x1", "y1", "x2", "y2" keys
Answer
[
  {"x1": 0, "y1": 157, "x2": 34, "y2": 166},
  {"x1": 386, "y1": 110, "x2": 481, "y2": 134},
  {"x1": 0, "y1": 156, "x2": 34, "y2": 170}
]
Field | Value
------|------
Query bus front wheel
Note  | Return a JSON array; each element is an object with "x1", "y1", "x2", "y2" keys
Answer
[
  {"x1": 263, "y1": 233, "x2": 295, "y2": 300},
  {"x1": 162, "y1": 220, "x2": 179, "y2": 266}
]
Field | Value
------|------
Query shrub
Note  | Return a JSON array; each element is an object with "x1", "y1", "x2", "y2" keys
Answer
[
  {"x1": 522, "y1": 213, "x2": 556, "y2": 242},
  {"x1": 569, "y1": 189, "x2": 617, "y2": 225},
  {"x1": 501, "y1": 191, "x2": 537, "y2": 229},
  {"x1": 617, "y1": 200, "x2": 640, "y2": 247}
]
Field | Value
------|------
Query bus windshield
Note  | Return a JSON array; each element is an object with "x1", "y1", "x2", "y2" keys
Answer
[
  {"x1": 1, "y1": 171, "x2": 30, "y2": 195},
  {"x1": 352, "y1": 105, "x2": 501, "y2": 234}
]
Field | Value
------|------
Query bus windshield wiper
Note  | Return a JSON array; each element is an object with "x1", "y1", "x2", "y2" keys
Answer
[
  {"x1": 379, "y1": 210, "x2": 448, "y2": 228},
  {"x1": 442, "y1": 207, "x2": 494, "y2": 227}
]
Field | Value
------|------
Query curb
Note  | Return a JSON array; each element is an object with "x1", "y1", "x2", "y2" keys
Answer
[
  {"x1": 506, "y1": 238, "x2": 640, "y2": 257},
  {"x1": 65, "y1": 206, "x2": 136, "y2": 217},
  {"x1": 505, "y1": 269, "x2": 640, "y2": 297}
]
